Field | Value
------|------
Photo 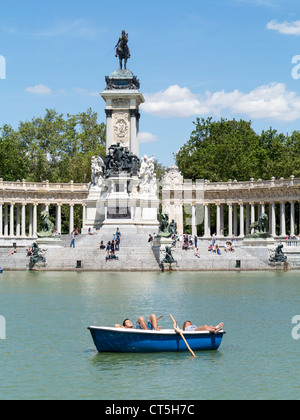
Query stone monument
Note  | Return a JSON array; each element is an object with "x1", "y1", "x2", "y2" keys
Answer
[{"x1": 83, "y1": 31, "x2": 159, "y2": 233}]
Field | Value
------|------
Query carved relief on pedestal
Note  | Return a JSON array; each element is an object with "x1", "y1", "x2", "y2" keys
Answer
[
  {"x1": 112, "y1": 99, "x2": 130, "y2": 109},
  {"x1": 113, "y1": 112, "x2": 130, "y2": 146}
]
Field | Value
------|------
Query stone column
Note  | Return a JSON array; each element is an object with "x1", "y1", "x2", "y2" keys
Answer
[
  {"x1": 69, "y1": 204, "x2": 74, "y2": 234},
  {"x1": 251, "y1": 203, "x2": 255, "y2": 234},
  {"x1": 175, "y1": 204, "x2": 184, "y2": 235},
  {"x1": 233, "y1": 204, "x2": 238, "y2": 236},
  {"x1": 216, "y1": 204, "x2": 221, "y2": 237},
  {"x1": 21, "y1": 203, "x2": 26, "y2": 237},
  {"x1": 240, "y1": 204, "x2": 244, "y2": 237},
  {"x1": 29, "y1": 204, "x2": 33, "y2": 236},
  {"x1": 271, "y1": 202, "x2": 276, "y2": 237},
  {"x1": 33, "y1": 204, "x2": 38, "y2": 236},
  {"x1": 16, "y1": 204, "x2": 20, "y2": 237},
  {"x1": 130, "y1": 109, "x2": 138, "y2": 157},
  {"x1": 290, "y1": 201, "x2": 295, "y2": 237},
  {"x1": 10, "y1": 203, "x2": 14, "y2": 237},
  {"x1": 4, "y1": 204, "x2": 8, "y2": 237},
  {"x1": 105, "y1": 109, "x2": 113, "y2": 154},
  {"x1": 280, "y1": 202, "x2": 286, "y2": 237},
  {"x1": 56, "y1": 204, "x2": 62, "y2": 234},
  {"x1": 192, "y1": 205, "x2": 197, "y2": 236},
  {"x1": 82, "y1": 204, "x2": 87, "y2": 230},
  {"x1": 204, "y1": 204, "x2": 210, "y2": 238},
  {"x1": 228, "y1": 203, "x2": 233, "y2": 237},
  {"x1": 220, "y1": 204, "x2": 224, "y2": 237}
]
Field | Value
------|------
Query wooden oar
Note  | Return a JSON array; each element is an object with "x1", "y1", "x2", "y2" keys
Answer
[{"x1": 170, "y1": 314, "x2": 197, "y2": 358}]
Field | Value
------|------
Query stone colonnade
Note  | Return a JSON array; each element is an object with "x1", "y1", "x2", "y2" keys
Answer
[
  {"x1": 162, "y1": 167, "x2": 300, "y2": 238},
  {"x1": 1, "y1": 172, "x2": 300, "y2": 241},
  {"x1": 0, "y1": 179, "x2": 89, "y2": 240}
]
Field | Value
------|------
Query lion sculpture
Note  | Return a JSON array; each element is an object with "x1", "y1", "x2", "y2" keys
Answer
[
  {"x1": 247, "y1": 213, "x2": 272, "y2": 238},
  {"x1": 37, "y1": 210, "x2": 55, "y2": 238}
]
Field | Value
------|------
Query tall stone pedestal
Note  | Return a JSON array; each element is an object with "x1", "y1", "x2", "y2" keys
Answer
[
  {"x1": 101, "y1": 69, "x2": 144, "y2": 157},
  {"x1": 83, "y1": 67, "x2": 159, "y2": 233}
]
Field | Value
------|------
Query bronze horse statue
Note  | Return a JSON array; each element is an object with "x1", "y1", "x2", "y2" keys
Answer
[{"x1": 115, "y1": 30, "x2": 131, "y2": 70}]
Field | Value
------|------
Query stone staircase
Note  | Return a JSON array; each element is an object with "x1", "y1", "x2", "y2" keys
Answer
[
  {"x1": 158, "y1": 242, "x2": 271, "y2": 271},
  {"x1": 0, "y1": 229, "x2": 296, "y2": 272},
  {"x1": 0, "y1": 227, "x2": 160, "y2": 271}
]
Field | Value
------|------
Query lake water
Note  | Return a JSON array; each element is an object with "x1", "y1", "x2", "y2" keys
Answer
[{"x1": 0, "y1": 270, "x2": 299, "y2": 400}]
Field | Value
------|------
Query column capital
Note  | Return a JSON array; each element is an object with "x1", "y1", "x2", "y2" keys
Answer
[
  {"x1": 105, "y1": 109, "x2": 113, "y2": 118},
  {"x1": 129, "y1": 109, "x2": 139, "y2": 118}
]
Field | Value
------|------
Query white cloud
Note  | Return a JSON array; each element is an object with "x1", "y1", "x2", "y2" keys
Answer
[
  {"x1": 142, "y1": 85, "x2": 205, "y2": 118},
  {"x1": 25, "y1": 84, "x2": 52, "y2": 95},
  {"x1": 141, "y1": 83, "x2": 300, "y2": 122},
  {"x1": 34, "y1": 19, "x2": 102, "y2": 40},
  {"x1": 73, "y1": 87, "x2": 99, "y2": 97},
  {"x1": 139, "y1": 132, "x2": 159, "y2": 144},
  {"x1": 267, "y1": 20, "x2": 300, "y2": 35}
]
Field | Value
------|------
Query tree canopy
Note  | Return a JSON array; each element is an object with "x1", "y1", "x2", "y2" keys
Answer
[
  {"x1": 175, "y1": 117, "x2": 300, "y2": 182},
  {"x1": 0, "y1": 108, "x2": 106, "y2": 183}
]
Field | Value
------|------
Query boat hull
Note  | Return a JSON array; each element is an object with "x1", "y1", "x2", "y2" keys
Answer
[{"x1": 88, "y1": 326, "x2": 225, "y2": 353}]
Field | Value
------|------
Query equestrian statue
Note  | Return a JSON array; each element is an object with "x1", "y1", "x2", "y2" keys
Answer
[{"x1": 115, "y1": 30, "x2": 131, "y2": 70}]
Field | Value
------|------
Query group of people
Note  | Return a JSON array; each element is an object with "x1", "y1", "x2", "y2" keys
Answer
[
  {"x1": 176, "y1": 234, "x2": 198, "y2": 250},
  {"x1": 99, "y1": 228, "x2": 121, "y2": 262},
  {"x1": 208, "y1": 233, "x2": 236, "y2": 255},
  {"x1": 174, "y1": 234, "x2": 201, "y2": 258},
  {"x1": 285, "y1": 234, "x2": 300, "y2": 240},
  {"x1": 114, "y1": 313, "x2": 224, "y2": 334}
]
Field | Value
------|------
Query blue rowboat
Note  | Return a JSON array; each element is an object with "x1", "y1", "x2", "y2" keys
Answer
[{"x1": 88, "y1": 326, "x2": 225, "y2": 353}]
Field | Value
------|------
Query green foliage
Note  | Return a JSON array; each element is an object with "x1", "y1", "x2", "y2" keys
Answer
[
  {"x1": 0, "y1": 108, "x2": 106, "y2": 183},
  {"x1": 175, "y1": 117, "x2": 299, "y2": 182}
]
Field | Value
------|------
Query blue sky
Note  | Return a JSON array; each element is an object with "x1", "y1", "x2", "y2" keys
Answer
[{"x1": 1, "y1": 0, "x2": 300, "y2": 167}]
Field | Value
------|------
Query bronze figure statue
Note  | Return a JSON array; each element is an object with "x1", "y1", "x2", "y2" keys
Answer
[
  {"x1": 29, "y1": 242, "x2": 46, "y2": 270},
  {"x1": 269, "y1": 244, "x2": 287, "y2": 263},
  {"x1": 161, "y1": 246, "x2": 177, "y2": 265},
  {"x1": 115, "y1": 30, "x2": 131, "y2": 70},
  {"x1": 158, "y1": 213, "x2": 177, "y2": 238}
]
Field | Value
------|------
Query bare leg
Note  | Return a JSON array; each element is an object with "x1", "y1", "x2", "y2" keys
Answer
[
  {"x1": 149, "y1": 314, "x2": 161, "y2": 331},
  {"x1": 137, "y1": 316, "x2": 148, "y2": 330}
]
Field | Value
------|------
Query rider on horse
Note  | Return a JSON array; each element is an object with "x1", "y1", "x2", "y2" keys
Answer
[{"x1": 115, "y1": 30, "x2": 131, "y2": 70}]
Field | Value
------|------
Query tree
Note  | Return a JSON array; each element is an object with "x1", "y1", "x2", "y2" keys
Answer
[
  {"x1": 175, "y1": 117, "x2": 297, "y2": 182},
  {"x1": 0, "y1": 108, "x2": 106, "y2": 183}
]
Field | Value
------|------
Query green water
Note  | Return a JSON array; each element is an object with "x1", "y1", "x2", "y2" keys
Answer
[{"x1": 0, "y1": 270, "x2": 299, "y2": 400}]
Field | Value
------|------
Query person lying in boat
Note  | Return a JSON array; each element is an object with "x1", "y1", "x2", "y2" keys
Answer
[
  {"x1": 115, "y1": 314, "x2": 162, "y2": 331},
  {"x1": 182, "y1": 320, "x2": 224, "y2": 334}
]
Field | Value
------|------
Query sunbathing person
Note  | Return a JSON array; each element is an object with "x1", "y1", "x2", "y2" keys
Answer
[
  {"x1": 182, "y1": 320, "x2": 224, "y2": 334},
  {"x1": 115, "y1": 314, "x2": 162, "y2": 331}
]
